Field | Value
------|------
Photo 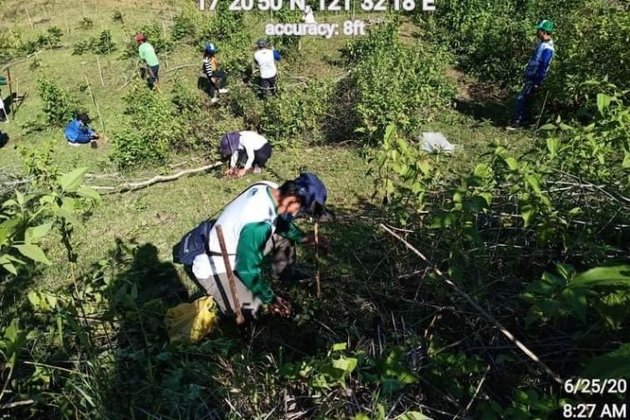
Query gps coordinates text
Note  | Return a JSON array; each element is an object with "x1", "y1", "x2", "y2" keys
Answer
[{"x1": 265, "y1": 20, "x2": 366, "y2": 38}]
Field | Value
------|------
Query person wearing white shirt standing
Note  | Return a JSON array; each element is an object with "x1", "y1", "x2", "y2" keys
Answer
[
  {"x1": 253, "y1": 39, "x2": 280, "y2": 98},
  {"x1": 220, "y1": 131, "x2": 273, "y2": 177}
]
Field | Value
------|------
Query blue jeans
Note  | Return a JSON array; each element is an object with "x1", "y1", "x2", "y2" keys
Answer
[{"x1": 514, "y1": 81, "x2": 537, "y2": 124}]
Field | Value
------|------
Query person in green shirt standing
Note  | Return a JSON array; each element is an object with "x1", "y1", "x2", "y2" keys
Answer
[{"x1": 135, "y1": 33, "x2": 160, "y2": 90}]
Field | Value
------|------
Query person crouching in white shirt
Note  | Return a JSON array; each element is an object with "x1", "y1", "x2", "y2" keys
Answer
[{"x1": 220, "y1": 131, "x2": 273, "y2": 177}]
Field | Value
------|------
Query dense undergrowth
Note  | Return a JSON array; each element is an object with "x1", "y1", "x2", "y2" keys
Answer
[
  {"x1": 1, "y1": 1, "x2": 629, "y2": 418},
  {"x1": 422, "y1": 0, "x2": 630, "y2": 113}
]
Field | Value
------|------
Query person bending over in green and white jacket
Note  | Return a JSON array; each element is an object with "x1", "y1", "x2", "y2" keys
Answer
[{"x1": 175, "y1": 173, "x2": 330, "y2": 321}]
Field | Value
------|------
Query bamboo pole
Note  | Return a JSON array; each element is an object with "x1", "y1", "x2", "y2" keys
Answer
[
  {"x1": 6, "y1": 69, "x2": 14, "y2": 117},
  {"x1": 83, "y1": 74, "x2": 105, "y2": 133},
  {"x1": 96, "y1": 56, "x2": 105, "y2": 87},
  {"x1": 25, "y1": 7, "x2": 34, "y2": 29},
  {"x1": 314, "y1": 221, "x2": 321, "y2": 298},
  {"x1": 380, "y1": 224, "x2": 563, "y2": 385}
]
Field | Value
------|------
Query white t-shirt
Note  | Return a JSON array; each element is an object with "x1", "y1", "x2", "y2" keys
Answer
[
  {"x1": 254, "y1": 48, "x2": 278, "y2": 79},
  {"x1": 192, "y1": 181, "x2": 278, "y2": 279},
  {"x1": 229, "y1": 131, "x2": 269, "y2": 170}
]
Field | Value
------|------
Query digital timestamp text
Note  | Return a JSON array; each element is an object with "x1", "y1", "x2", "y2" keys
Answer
[
  {"x1": 562, "y1": 379, "x2": 627, "y2": 419},
  {"x1": 200, "y1": 0, "x2": 435, "y2": 12}
]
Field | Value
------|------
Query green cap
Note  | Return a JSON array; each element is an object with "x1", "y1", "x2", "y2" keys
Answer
[{"x1": 536, "y1": 19, "x2": 555, "y2": 33}]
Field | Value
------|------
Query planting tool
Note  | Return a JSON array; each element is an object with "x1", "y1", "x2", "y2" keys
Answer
[{"x1": 215, "y1": 224, "x2": 245, "y2": 325}]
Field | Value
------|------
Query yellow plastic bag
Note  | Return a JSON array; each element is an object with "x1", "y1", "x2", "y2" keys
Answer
[{"x1": 166, "y1": 296, "x2": 219, "y2": 343}]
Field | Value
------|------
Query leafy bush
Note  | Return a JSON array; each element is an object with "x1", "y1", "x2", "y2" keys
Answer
[
  {"x1": 197, "y1": 5, "x2": 250, "y2": 75},
  {"x1": 72, "y1": 30, "x2": 117, "y2": 55},
  {"x1": 260, "y1": 80, "x2": 333, "y2": 145},
  {"x1": 270, "y1": 7, "x2": 302, "y2": 58},
  {"x1": 94, "y1": 30, "x2": 117, "y2": 54},
  {"x1": 170, "y1": 80, "x2": 210, "y2": 149},
  {"x1": 18, "y1": 26, "x2": 64, "y2": 54},
  {"x1": 228, "y1": 80, "x2": 332, "y2": 145},
  {"x1": 200, "y1": 2, "x2": 244, "y2": 42},
  {"x1": 111, "y1": 83, "x2": 186, "y2": 168},
  {"x1": 342, "y1": 21, "x2": 456, "y2": 143},
  {"x1": 37, "y1": 78, "x2": 79, "y2": 126},
  {"x1": 172, "y1": 12, "x2": 198, "y2": 41},
  {"x1": 423, "y1": 0, "x2": 630, "y2": 111}
]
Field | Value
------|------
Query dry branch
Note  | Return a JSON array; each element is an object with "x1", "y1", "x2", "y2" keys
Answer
[
  {"x1": 380, "y1": 223, "x2": 563, "y2": 385},
  {"x1": 90, "y1": 162, "x2": 222, "y2": 194}
]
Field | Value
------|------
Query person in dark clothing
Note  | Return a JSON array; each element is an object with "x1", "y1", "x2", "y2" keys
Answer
[{"x1": 202, "y1": 43, "x2": 228, "y2": 104}]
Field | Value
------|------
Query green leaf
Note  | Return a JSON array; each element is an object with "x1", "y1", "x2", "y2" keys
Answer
[
  {"x1": 479, "y1": 192, "x2": 493, "y2": 206},
  {"x1": 57, "y1": 167, "x2": 88, "y2": 192},
  {"x1": 526, "y1": 175, "x2": 542, "y2": 196},
  {"x1": 520, "y1": 203, "x2": 536, "y2": 227},
  {"x1": 0, "y1": 255, "x2": 18, "y2": 275},
  {"x1": 0, "y1": 217, "x2": 20, "y2": 245},
  {"x1": 332, "y1": 342, "x2": 347, "y2": 352},
  {"x1": 560, "y1": 287, "x2": 588, "y2": 322},
  {"x1": 582, "y1": 344, "x2": 630, "y2": 379},
  {"x1": 572, "y1": 265, "x2": 630, "y2": 288},
  {"x1": 596, "y1": 93, "x2": 611, "y2": 115},
  {"x1": 15, "y1": 189, "x2": 25, "y2": 206},
  {"x1": 76, "y1": 186, "x2": 101, "y2": 201},
  {"x1": 332, "y1": 356, "x2": 357, "y2": 374},
  {"x1": 474, "y1": 163, "x2": 491, "y2": 178},
  {"x1": 14, "y1": 244, "x2": 52, "y2": 265},
  {"x1": 396, "y1": 412, "x2": 432, "y2": 420},
  {"x1": 505, "y1": 157, "x2": 519, "y2": 171},
  {"x1": 546, "y1": 137, "x2": 559, "y2": 158},
  {"x1": 25, "y1": 222, "x2": 54, "y2": 244},
  {"x1": 623, "y1": 151, "x2": 630, "y2": 169}
]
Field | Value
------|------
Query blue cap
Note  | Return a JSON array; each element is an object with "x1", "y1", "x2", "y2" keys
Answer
[
  {"x1": 295, "y1": 172, "x2": 327, "y2": 211},
  {"x1": 205, "y1": 43, "x2": 218, "y2": 53}
]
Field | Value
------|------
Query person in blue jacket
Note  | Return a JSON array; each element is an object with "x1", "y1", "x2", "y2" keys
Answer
[
  {"x1": 509, "y1": 19, "x2": 555, "y2": 129},
  {"x1": 64, "y1": 113, "x2": 99, "y2": 147}
]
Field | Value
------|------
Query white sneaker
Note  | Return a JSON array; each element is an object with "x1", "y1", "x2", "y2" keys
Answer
[
  {"x1": 67, "y1": 141, "x2": 80, "y2": 147},
  {"x1": 253, "y1": 166, "x2": 262, "y2": 174},
  {"x1": 219, "y1": 88, "x2": 229, "y2": 94},
  {"x1": 210, "y1": 97, "x2": 219, "y2": 104}
]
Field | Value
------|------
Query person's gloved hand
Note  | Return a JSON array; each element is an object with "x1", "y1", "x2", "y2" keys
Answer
[{"x1": 269, "y1": 296, "x2": 292, "y2": 317}]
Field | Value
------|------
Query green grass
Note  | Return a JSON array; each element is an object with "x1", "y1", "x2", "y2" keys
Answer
[
  {"x1": 0, "y1": 1, "x2": 560, "y2": 417},
  {"x1": 0, "y1": 0, "x2": 540, "y2": 289}
]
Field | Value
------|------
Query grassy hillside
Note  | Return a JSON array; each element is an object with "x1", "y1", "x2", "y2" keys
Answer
[{"x1": 4, "y1": 0, "x2": 625, "y2": 419}]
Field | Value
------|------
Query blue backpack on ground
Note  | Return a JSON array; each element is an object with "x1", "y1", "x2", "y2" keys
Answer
[
  {"x1": 273, "y1": 49, "x2": 281, "y2": 61},
  {"x1": 175, "y1": 219, "x2": 215, "y2": 265}
]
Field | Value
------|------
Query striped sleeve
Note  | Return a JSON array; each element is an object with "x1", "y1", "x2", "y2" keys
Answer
[{"x1": 203, "y1": 60, "x2": 213, "y2": 77}]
